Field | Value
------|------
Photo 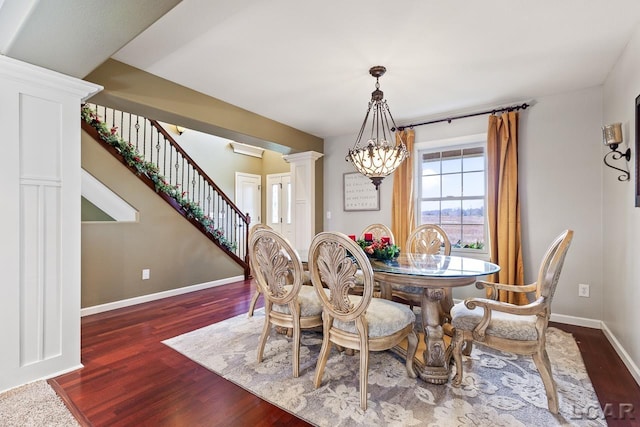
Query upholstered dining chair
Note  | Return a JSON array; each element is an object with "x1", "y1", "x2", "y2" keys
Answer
[
  {"x1": 381, "y1": 224, "x2": 452, "y2": 322},
  {"x1": 360, "y1": 223, "x2": 395, "y2": 244},
  {"x1": 247, "y1": 223, "x2": 273, "y2": 317},
  {"x1": 308, "y1": 231, "x2": 418, "y2": 410},
  {"x1": 450, "y1": 229, "x2": 574, "y2": 414},
  {"x1": 249, "y1": 227, "x2": 324, "y2": 378}
]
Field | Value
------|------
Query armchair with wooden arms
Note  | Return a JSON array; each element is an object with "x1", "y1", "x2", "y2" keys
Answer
[{"x1": 450, "y1": 229, "x2": 574, "y2": 414}]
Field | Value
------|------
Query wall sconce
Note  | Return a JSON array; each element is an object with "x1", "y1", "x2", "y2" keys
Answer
[
  {"x1": 176, "y1": 126, "x2": 186, "y2": 135},
  {"x1": 602, "y1": 122, "x2": 631, "y2": 181}
]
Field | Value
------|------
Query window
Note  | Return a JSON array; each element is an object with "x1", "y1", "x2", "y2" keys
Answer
[{"x1": 417, "y1": 140, "x2": 487, "y2": 254}]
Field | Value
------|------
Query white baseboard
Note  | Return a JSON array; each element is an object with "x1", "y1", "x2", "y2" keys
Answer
[
  {"x1": 549, "y1": 313, "x2": 602, "y2": 329},
  {"x1": 601, "y1": 322, "x2": 640, "y2": 386},
  {"x1": 0, "y1": 364, "x2": 84, "y2": 394},
  {"x1": 537, "y1": 313, "x2": 640, "y2": 387},
  {"x1": 81, "y1": 275, "x2": 245, "y2": 317}
]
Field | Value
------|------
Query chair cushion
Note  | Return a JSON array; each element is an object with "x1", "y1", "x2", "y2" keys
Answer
[
  {"x1": 450, "y1": 303, "x2": 538, "y2": 341},
  {"x1": 272, "y1": 285, "x2": 324, "y2": 317},
  {"x1": 333, "y1": 297, "x2": 415, "y2": 338}
]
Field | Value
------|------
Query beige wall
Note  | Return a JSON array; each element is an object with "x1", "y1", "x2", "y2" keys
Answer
[
  {"x1": 168, "y1": 126, "x2": 264, "y2": 198},
  {"x1": 85, "y1": 59, "x2": 324, "y2": 155},
  {"x1": 162, "y1": 124, "x2": 291, "y2": 227},
  {"x1": 602, "y1": 25, "x2": 640, "y2": 382},
  {"x1": 81, "y1": 130, "x2": 243, "y2": 308},
  {"x1": 81, "y1": 197, "x2": 115, "y2": 222},
  {"x1": 324, "y1": 87, "x2": 604, "y2": 321},
  {"x1": 85, "y1": 58, "x2": 323, "y2": 234}
]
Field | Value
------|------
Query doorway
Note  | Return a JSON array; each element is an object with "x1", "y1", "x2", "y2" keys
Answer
[
  {"x1": 266, "y1": 173, "x2": 293, "y2": 241},
  {"x1": 235, "y1": 172, "x2": 261, "y2": 227}
]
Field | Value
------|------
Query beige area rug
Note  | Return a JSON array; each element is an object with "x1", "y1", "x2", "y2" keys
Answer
[
  {"x1": 0, "y1": 380, "x2": 79, "y2": 427},
  {"x1": 163, "y1": 310, "x2": 606, "y2": 426}
]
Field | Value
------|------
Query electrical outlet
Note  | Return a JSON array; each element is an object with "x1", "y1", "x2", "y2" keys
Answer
[
  {"x1": 142, "y1": 269, "x2": 150, "y2": 280},
  {"x1": 578, "y1": 283, "x2": 590, "y2": 297}
]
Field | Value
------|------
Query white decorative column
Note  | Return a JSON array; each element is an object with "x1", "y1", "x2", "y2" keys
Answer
[
  {"x1": 283, "y1": 151, "x2": 323, "y2": 251},
  {"x1": 0, "y1": 55, "x2": 101, "y2": 392}
]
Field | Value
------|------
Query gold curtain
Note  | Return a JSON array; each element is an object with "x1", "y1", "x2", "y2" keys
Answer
[
  {"x1": 486, "y1": 112, "x2": 527, "y2": 304},
  {"x1": 391, "y1": 129, "x2": 415, "y2": 250}
]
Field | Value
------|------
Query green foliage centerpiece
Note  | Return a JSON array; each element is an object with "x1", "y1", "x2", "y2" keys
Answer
[{"x1": 357, "y1": 238, "x2": 400, "y2": 260}]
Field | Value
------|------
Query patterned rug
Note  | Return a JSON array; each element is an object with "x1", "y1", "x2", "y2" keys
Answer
[{"x1": 163, "y1": 310, "x2": 605, "y2": 426}]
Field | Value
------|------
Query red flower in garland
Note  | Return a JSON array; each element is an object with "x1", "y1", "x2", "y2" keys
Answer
[{"x1": 358, "y1": 238, "x2": 399, "y2": 260}]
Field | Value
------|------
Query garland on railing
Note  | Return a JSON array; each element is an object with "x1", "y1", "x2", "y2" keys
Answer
[{"x1": 81, "y1": 104, "x2": 237, "y2": 251}]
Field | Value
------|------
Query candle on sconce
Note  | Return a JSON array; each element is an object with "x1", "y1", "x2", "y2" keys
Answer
[
  {"x1": 348, "y1": 234, "x2": 357, "y2": 241},
  {"x1": 364, "y1": 233, "x2": 373, "y2": 241},
  {"x1": 381, "y1": 236, "x2": 390, "y2": 244}
]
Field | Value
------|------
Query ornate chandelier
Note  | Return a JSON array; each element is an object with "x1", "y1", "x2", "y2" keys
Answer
[{"x1": 346, "y1": 66, "x2": 409, "y2": 189}]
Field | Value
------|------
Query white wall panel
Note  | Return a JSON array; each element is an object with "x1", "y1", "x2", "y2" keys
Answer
[
  {"x1": 0, "y1": 55, "x2": 100, "y2": 392},
  {"x1": 19, "y1": 182, "x2": 63, "y2": 366},
  {"x1": 283, "y1": 151, "x2": 323, "y2": 251},
  {"x1": 20, "y1": 95, "x2": 61, "y2": 178}
]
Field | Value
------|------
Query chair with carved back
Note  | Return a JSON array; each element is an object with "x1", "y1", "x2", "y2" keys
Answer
[
  {"x1": 308, "y1": 231, "x2": 418, "y2": 410},
  {"x1": 249, "y1": 227, "x2": 324, "y2": 378},
  {"x1": 247, "y1": 223, "x2": 273, "y2": 317},
  {"x1": 450, "y1": 230, "x2": 574, "y2": 414},
  {"x1": 381, "y1": 224, "x2": 452, "y2": 323}
]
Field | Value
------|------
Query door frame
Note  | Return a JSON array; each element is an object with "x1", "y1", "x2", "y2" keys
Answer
[{"x1": 235, "y1": 172, "x2": 261, "y2": 226}]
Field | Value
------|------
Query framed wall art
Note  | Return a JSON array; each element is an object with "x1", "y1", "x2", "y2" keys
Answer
[{"x1": 343, "y1": 172, "x2": 380, "y2": 211}]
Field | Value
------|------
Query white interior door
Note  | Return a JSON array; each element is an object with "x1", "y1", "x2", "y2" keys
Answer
[
  {"x1": 235, "y1": 172, "x2": 261, "y2": 227},
  {"x1": 266, "y1": 173, "x2": 293, "y2": 241}
]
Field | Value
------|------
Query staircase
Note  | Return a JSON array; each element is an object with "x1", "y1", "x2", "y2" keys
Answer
[{"x1": 81, "y1": 104, "x2": 251, "y2": 278}]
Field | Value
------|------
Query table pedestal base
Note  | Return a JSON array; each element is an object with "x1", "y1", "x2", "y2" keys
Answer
[
  {"x1": 375, "y1": 270, "x2": 477, "y2": 384},
  {"x1": 392, "y1": 332, "x2": 452, "y2": 384},
  {"x1": 419, "y1": 288, "x2": 450, "y2": 383}
]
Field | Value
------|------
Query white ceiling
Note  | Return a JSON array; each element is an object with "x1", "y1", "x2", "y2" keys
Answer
[
  {"x1": 2, "y1": 0, "x2": 640, "y2": 140},
  {"x1": 0, "y1": 0, "x2": 180, "y2": 78}
]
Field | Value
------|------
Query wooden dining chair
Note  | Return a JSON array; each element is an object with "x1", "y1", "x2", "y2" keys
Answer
[
  {"x1": 450, "y1": 230, "x2": 574, "y2": 414},
  {"x1": 381, "y1": 224, "x2": 452, "y2": 322},
  {"x1": 308, "y1": 231, "x2": 418, "y2": 410},
  {"x1": 247, "y1": 223, "x2": 273, "y2": 317},
  {"x1": 249, "y1": 227, "x2": 324, "y2": 378}
]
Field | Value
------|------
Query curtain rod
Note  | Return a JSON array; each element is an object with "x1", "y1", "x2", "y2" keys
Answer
[{"x1": 395, "y1": 102, "x2": 530, "y2": 131}]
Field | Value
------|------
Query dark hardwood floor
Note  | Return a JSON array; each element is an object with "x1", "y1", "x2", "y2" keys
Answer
[{"x1": 52, "y1": 280, "x2": 640, "y2": 426}]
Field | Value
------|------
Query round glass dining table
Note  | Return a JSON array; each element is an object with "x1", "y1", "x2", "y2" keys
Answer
[{"x1": 370, "y1": 253, "x2": 500, "y2": 384}]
